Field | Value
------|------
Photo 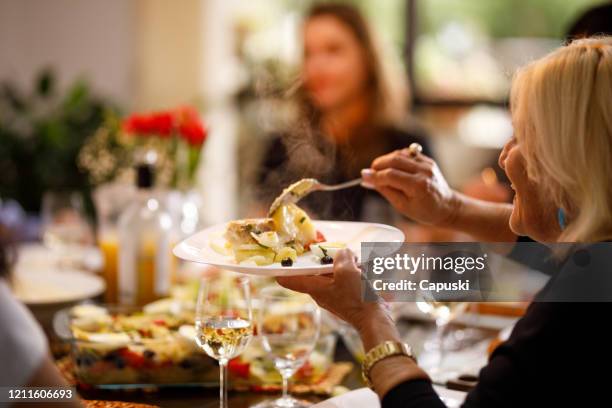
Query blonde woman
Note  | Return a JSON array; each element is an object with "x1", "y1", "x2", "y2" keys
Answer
[{"x1": 279, "y1": 37, "x2": 612, "y2": 406}]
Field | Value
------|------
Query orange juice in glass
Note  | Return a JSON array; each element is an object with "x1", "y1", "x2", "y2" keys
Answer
[{"x1": 99, "y1": 231, "x2": 119, "y2": 304}]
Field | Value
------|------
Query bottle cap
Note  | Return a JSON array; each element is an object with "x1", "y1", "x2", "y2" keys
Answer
[{"x1": 136, "y1": 164, "x2": 155, "y2": 188}]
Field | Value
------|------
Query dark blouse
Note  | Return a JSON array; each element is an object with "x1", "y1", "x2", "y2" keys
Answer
[
  {"x1": 257, "y1": 125, "x2": 431, "y2": 223},
  {"x1": 382, "y1": 239, "x2": 612, "y2": 407}
]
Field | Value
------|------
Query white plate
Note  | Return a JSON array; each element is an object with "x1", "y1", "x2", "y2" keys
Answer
[
  {"x1": 13, "y1": 244, "x2": 106, "y2": 305},
  {"x1": 173, "y1": 220, "x2": 405, "y2": 276},
  {"x1": 311, "y1": 386, "x2": 465, "y2": 408},
  {"x1": 13, "y1": 269, "x2": 105, "y2": 305}
]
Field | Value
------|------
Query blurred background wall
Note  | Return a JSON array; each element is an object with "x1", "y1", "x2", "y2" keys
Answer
[
  {"x1": 0, "y1": 0, "x2": 136, "y2": 107},
  {"x1": 1, "y1": 0, "x2": 609, "y2": 224}
]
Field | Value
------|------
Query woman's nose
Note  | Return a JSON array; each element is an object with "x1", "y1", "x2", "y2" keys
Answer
[{"x1": 498, "y1": 141, "x2": 510, "y2": 170}]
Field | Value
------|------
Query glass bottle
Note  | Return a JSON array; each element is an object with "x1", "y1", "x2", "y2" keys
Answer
[{"x1": 118, "y1": 164, "x2": 174, "y2": 306}]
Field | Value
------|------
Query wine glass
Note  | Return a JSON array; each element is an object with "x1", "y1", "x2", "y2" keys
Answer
[
  {"x1": 195, "y1": 274, "x2": 254, "y2": 408},
  {"x1": 416, "y1": 297, "x2": 468, "y2": 381},
  {"x1": 254, "y1": 286, "x2": 321, "y2": 408},
  {"x1": 41, "y1": 191, "x2": 92, "y2": 267}
]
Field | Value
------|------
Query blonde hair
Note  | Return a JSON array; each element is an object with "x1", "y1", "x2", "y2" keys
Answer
[{"x1": 511, "y1": 37, "x2": 612, "y2": 242}]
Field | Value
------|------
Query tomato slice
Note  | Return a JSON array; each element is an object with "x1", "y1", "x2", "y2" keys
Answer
[
  {"x1": 296, "y1": 361, "x2": 314, "y2": 379},
  {"x1": 306, "y1": 230, "x2": 326, "y2": 250},
  {"x1": 118, "y1": 348, "x2": 146, "y2": 369},
  {"x1": 228, "y1": 358, "x2": 250, "y2": 379}
]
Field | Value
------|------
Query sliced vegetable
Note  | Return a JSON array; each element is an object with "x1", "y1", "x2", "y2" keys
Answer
[
  {"x1": 250, "y1": 231, "x2": 281, "y2": 249},
  {"x1": 310, "y1": 242, "x2": 346, "y2": 260},
  {"x1": 228, "y1": 358, "x2": 251, "y2": 379},
  {"x1": 274, "y1": 246, "x2": 297, "y2": 263}
]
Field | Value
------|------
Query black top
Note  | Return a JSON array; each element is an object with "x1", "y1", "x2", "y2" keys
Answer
[
  {"x1": 257, "y1": 125, "x2": 431, "y2": 222},
  {"x1": 382, "y1": 240, "x2": 612, "y2": 407}
]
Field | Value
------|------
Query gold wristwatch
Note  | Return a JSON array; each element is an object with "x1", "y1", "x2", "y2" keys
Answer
[{"x1": 361, "y1": 341, "x2": 416, "y2": 389}]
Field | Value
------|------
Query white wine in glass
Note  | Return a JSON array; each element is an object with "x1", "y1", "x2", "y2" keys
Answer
[
  {"x1": 254, "y1": 286, "x2": 321, "y2": 408},
  {"x1": 416, "y1": 296, "x2": 469, "y2": 380},
  {"x1": 195, "y1": 274, "x2": 253, "y2": 408}
]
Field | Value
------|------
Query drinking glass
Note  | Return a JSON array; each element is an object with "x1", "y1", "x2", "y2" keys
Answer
[
  {"x1": 416, "y1": 297, "x2": 468, "y2": 380},
  {"x1": 195, "y1": 274, "x2": 254, "y2": 408},
  {"x1": 254, "y1": 286, "x2": 321, "y2": 408},
  {"x1": 41, "y1": 191, "x2": 92, "y2": 267}
]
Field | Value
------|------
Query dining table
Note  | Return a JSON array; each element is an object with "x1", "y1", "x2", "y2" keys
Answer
[
  {"x1": 65, "y1": 314, "x2": 501, "y2": 407},
  {"x1": 74, "y1": 341, "x2": 364, "y2": 408}
]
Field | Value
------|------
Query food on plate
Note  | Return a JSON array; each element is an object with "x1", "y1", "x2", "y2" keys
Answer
[
  {"x1": 221, "y1": 202, "x2": 345, "y2": 266},
  {"x1": 310, "y1": 242, "x2": 346, "y2": 265},
  {"x1": 228, "y1": 336, "x2": 334, "y2": 388},
  {"x1": 65, "y1": 300, "x2": 217, "y2": 386}
]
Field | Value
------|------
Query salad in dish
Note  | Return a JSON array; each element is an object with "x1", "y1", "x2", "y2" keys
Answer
[
  {"x1": 221, "y1": 200, "x2": 346, "y2": 267},
  {"x1": 56, "y1": 278, "x2": 338, "y2": 387},
  {"x1": 61, "y1": 301, "x2": 217, "y2": 386}
]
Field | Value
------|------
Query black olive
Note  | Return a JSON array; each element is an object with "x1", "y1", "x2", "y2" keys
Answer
[
  {"x1": 104, "y1": 350, "x2": 119, "y2": 361},
  {"x1": 180, "y1": 358, "x2": 196, "y2": 369},
  {"x1": 77, "y1": 353, "x2": 96, "y2": 367},
  {"x1": 281, "y1": 258, "x2": 293, "y2": 267},
  {"x1": 83, "y1": 354, "x2": 97, "y2": 366},
  {"x1": 321, "y1": 255, "x2": 333, "y2": 264},
  {"x1": 143, "y1": 349, "x2": 156, "y2": 359},
  {"x1": 114, "y1": 356, "x2": 126, "y2": 369}
]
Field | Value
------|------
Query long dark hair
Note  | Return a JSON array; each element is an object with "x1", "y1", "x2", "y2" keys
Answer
[
  {"x1": 275, "y1": 3, "x2": 410, "y2": 181},
  {"x1": 294, "y1": 2, "x2": 409, "y2": 128}
]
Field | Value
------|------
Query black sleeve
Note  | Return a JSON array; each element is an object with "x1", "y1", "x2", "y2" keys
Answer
[
  {"x1": 506, "y1": 235, "x2": 560, "y2": 276},
  {"x1": 257, "y1": 136, "x2": 287, "y2": 187},
  {"x1": 382, "y1": 379, "x2": 447, "y2": 408},
  {"x1": 256, "y1": 136, "x2": 290, "y2": 202}
]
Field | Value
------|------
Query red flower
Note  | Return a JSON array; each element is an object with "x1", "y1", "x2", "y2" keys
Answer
[
  {"x1": 149, "y1": 111, "x2": 174, "y2": 137},
  {"x1": 122, "y1": 106, "x2": 206, "y2": 145},
  {"x1": 122, "y1": 111, "x2": 174, "y2": 137},
  {"x1": 175, "y1": 106, "x2": 200, "y2": 123},
  {"x1": 122, "y1": 114, "x2": 151, "y2": 134},
  {"x1": 175, "y1": 106, "x2": 207, "y2": 146},
  {"x1": 178, "y1": 121, "x2": 207, "y2": 146}
]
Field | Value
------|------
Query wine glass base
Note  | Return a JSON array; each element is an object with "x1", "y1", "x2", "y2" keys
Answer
[{"x1": 251, "y1": 396, "x2": 313, "y2": 408}]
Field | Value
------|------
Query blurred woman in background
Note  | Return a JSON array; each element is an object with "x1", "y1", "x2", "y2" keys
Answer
[{"x1": 258, "y1": 2, "x2": 430, "y2": 222}]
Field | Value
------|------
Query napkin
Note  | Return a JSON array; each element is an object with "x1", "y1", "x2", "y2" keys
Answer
[{"x1": 312, "y1": 385, "x2": 466, "y2": 408}]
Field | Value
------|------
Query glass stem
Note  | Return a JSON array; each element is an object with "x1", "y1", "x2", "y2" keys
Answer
[
  {"x1": 219, "y1": 359, "x2": 228, "y2": 408},
  {"x1": 435, "y1": 319, "x2": 448, "y2": 370},
  {"x1": 281, "y1": 372, "x2": 290, "y2": 400}
]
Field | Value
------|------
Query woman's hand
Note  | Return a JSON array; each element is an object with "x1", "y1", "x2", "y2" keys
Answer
[
  {"x1": 361, "y1": 149, "x2": 460, "y2": 227},
  {"x1": 278, "y1": 249, "x2": 430, "y2": 397},
  {"x1": 276, "y1": 249, "x2": 386, "y2": 333},
  {"x1": 361, "y1": 148, "x2": 517, "y2": 242}
]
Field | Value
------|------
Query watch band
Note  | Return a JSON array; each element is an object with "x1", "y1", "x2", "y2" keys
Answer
[{"x1": 361, "y1": 341, "x2": 416, "y2": 388}]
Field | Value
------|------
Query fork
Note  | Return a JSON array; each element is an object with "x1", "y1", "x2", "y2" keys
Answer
[
  {"x1": 267, "y1": 142, "x2": 422, "y2": 216},
  {"x1": 267, "y1": 177, "x2": 362, "y2": 216}
]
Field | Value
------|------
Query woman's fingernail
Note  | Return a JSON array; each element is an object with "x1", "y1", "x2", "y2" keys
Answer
[{"x1": 361, "y1": 169, "x2": 375, "y2": 189}]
